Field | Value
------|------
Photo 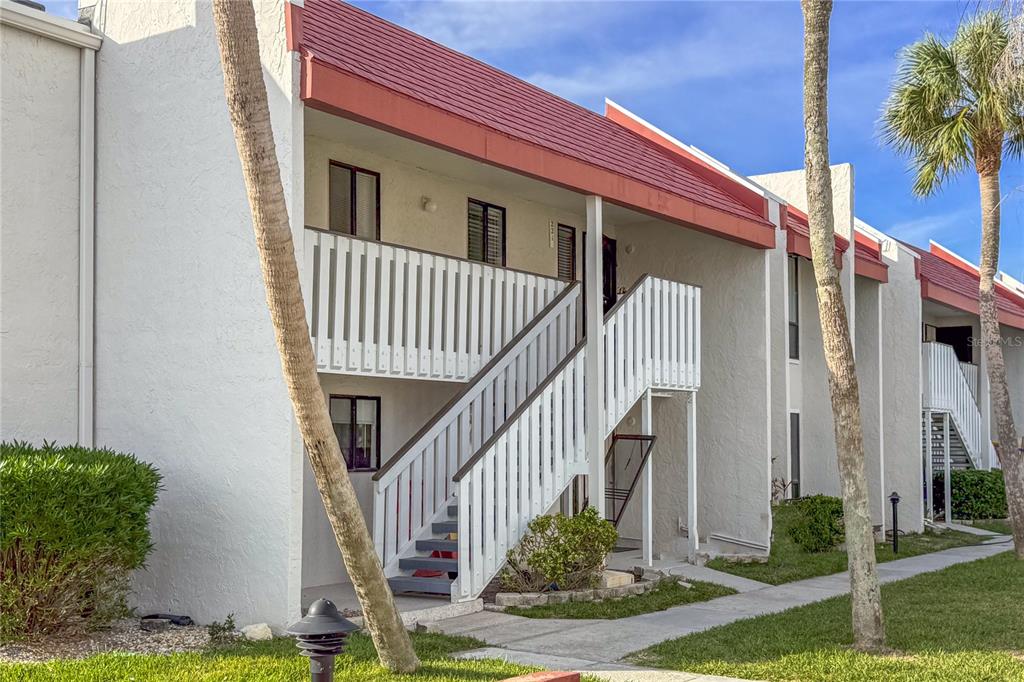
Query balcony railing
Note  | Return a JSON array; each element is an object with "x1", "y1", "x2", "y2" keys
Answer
[{"x1": 303, "y1": 227, "x2": 566, "y2": 382}]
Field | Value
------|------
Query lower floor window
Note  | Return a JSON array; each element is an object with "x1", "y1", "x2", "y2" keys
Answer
[
  {"x1": 789, "y1": 412, "x2": 801, "y2": 498},
  {"x1": 330, "y1": 396, "x2": 380, "y2": 470}
]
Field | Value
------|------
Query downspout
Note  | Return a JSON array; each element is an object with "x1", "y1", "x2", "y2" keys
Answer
[{"x1": 78, "y1": 45, "x2": 96, "y2": 447}]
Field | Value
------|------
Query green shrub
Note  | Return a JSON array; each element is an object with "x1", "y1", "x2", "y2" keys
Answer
[
  {"x1": 933, "y1": 469, "x2": 1007, "y2": 520},
  {"x1": 501, "y1": 507, "x2": 618, "y2": 592},
  {"x1": 0, "y1": 442, "x2": 161, "y2": 641},
  {"x1": 787, "y1": 495, "x2": 844, "y2": 553}
]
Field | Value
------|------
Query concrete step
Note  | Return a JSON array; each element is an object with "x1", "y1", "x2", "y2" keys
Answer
[
  {"x1": 398, "y1": 556, "x2": 458, "y2": 572},
  {"x1": 416, "y1": 538, "x2": 458, "y2": 552},
  {"x1": 388, "y1": 575, "x2": 453, "y2": 596},
  {"x1": 432, "y1": 521, "x2": 458, "y2": 534}
]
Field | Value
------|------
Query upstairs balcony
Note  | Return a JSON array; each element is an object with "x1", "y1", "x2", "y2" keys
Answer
[{"x1": 302, "y1": 227, "x2": 568, "y2": 382}]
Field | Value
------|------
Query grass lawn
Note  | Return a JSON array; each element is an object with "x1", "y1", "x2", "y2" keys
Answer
[
  {"x1": 706, "y1": 502, "x2": 983, "y2": 585},
  {"x1": 0, "y1": 631, "x2": 537, "y2": 682},
  {"x1": 505, "y1": 579, "x2": 736, "y2": 619},
  {"x1": 630, "y1": 552, "x2": 1023, "y2": 682},
  {"x1": 970, "y1": 519, "x2": 1013, "y2": 535}
]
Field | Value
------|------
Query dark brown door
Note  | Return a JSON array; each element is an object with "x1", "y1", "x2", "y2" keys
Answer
[{"x1": 582, "y1": 233, "x2": 618, "y2": 313}]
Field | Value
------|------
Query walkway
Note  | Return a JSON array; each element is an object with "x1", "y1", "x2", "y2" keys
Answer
[{"x1": 425, "y1": 538, "x2": 1012, "y2": 677}]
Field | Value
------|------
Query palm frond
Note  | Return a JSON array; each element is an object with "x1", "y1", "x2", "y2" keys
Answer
[{"x1": 952, "y1": 11, "x2": 1009, "y2": 98}]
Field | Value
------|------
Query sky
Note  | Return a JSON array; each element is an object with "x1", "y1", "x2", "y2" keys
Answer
[{"x1": 50, "y1": 0, "x2": 1024, "y2": 278}]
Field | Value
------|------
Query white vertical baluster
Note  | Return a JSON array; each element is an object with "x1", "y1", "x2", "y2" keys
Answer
[
  {"x1": 419, "y1": 254, "x2": 431, "y2": 378},
  {"x1": 363, "y1": 241, "x2": 378, "y2": 372},
  {"x1": 332, "y1": 236, "x2": 349, "y2": 372},
  {"x1": 378, "y1": 245, "x2": 392, "y2": 374},
  {"x1": 315, "y1": 235, "x2": 332, "y2": 369},
  {"x1": 432, "y1": 257, "x2": 444, "y2": 376},
  {"x1": 405, "y1": 252, "x2": 419, "y2": 375},
  {"x1": 391, "y1": 248, "x2": 405, "y2": 375}
]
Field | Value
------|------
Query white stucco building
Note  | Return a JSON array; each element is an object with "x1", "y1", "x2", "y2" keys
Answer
[{"x1": 2, "y1": 0, "x2": 1022, "y2": 630}]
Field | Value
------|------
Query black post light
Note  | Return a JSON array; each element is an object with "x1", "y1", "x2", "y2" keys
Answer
[
  {"x1": 889, "y1": 491, "x2": 901, "y2": 554},
  {"x1": 287, "y1": 598, "x2": 358, "y2": 682}
]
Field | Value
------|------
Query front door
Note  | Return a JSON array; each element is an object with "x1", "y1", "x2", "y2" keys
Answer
[{"x1": 583, "y1": 234, "x2": 618, "y2": 314}]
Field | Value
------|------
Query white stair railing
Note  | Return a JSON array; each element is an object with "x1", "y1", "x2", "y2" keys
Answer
[
  {"x1": 922, "y1": 342, "x2": 987, "y2": 469},
  {"x1": 959, "y1": 361, "x2": 979, "y2": 402},
  {"x1": 303, "y1": 227, "x2": 565, "y2": 381},
  {"x1": 371, "y1": 283, "x2": 582, "y2": 574},
  {"x1": 452, "y1": 275, "x2": 701, "y2": 601}
]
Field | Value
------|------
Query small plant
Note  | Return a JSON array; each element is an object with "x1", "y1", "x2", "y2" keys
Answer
[
  {"x1": 207, "y1": 614, "x2": 237, "y2": 646},
  {"x1": 771, "y1": 477, "x2": 794, "y2": 505},
  {"x1": 501, "y1": 507, "x2": 617, "y2": 592},
  {"x1": 933, "y1": 470, "x2": 1007, "y2": 520},
  {"x1": 787, "y1": 495, "x2": 844, "y2": 553},
  {"x1": 0, "y1": 441, "x2": 161, "y2": 641}
]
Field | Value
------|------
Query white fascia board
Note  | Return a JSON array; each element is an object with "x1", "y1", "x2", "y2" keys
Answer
[
  {"x1": 604, "y1": 98, "x2": 788, "y2": 207},
  {"x1": 855, "y1": 217, "x2": 917, "y2": 262},
  {"x1": 1, "y1": 0, "x2": 101, "y2": 50}
]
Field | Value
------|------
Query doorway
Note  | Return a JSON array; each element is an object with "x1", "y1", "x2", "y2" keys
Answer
[{"x1": 583, "y1": 234, "x2": 618, "y2": 313}]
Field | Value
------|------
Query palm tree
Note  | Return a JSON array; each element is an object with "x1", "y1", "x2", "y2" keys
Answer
[
  {"x1": 209, "y1": 0, "x2": 419, "y2": 671},
  {"x1": 802, "y1": 0, "x2": 886, "y2": 651},
  {"x1": 881, "y1": 10, "x2": 1024, "y2": 559}
]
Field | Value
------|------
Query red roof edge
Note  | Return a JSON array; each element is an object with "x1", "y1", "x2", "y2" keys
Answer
[
  {"x1": 854, "y1": 232, "x2": 889, "y2": 284},
  {"x1": 299, "y1": 54, "x2": 777, "y2": 249},
  {"x1": 783, "y1": 205, "x2": 846, "y2": 269},
  {"x1": 285, "y1": 1, "x2": 302, "y2": 52},
  {"x1": 603, "y1": 102, "x2": 770, "y2": 222}
]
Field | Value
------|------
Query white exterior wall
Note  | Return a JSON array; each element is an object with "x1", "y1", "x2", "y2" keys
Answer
[
  {"x1": 305, "y1": 132, "x2": 589, "y2": 278},
  {"x1": 303, "y1": 375, "x2": 461, "y2": 591},
  {"x1": 769, "y1": 227, "x2": 789, "y2": 485},
  {"x1": 0, "y1": 21, "x2": 83, "y2": 444},
  {"x1": 618, "y1": 220, "x2": 772, "y2": 555},
  {"x1": 87, "y1": 0, "x2": 303, "y2": 629},
  {"x1": 1002, "y1": 325, "x2": 1024, "y2": 432},
  {"x1": 855, "y1": 277, "x2": 883, "y2": 527},
  {"x1": 882, "y1": 246, "x2": 924, "y2": 531}
]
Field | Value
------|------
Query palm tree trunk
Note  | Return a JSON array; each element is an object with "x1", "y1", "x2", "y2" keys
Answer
[
  {"x1": 977, "y1": 166, "x2": 1024, "y2": 558},
  {"x1": 801, "y1": 0, "x2": 886, "y2": 651},
  {"x1": 210, "y1": 1, "x2": 419, "y2": 672}
]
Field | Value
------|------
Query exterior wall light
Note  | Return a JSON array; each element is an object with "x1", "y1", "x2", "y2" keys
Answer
[
  {"x1": 421, "y1": 196, "x2": 437, "y2": 213},
  {"x1": 287, "y1": 598, "x2": 358, "y2": 682}
]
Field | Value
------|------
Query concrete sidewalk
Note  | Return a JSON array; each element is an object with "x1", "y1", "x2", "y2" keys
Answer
[{"x1": 427, "y1": 538, "x2": 1011, "y2": 677}]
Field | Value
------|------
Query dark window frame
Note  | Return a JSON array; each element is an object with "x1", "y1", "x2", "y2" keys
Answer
[
  {"x1": 788, "y1": 255, "x2": 800, "y2": 361},
  {"x1": 556, "y1": 224, "x2": 577, "y2": 281},
  {"x1": 329, "y1": 160, "x2": 381, "y2": 240},
  {"x1": 329, "y1": 394, "x2": 382, "y2": 472},
  {"x1": 467, "y1": 198, "x2": 507, "y2": 267}
]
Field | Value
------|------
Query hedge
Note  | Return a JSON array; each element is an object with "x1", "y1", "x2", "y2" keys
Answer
[
  {"x1": 787, "y1": 495, "x2": 845, "y2": 553},
  {"x1": 0, "y1": 442, "x2": 161, "y2": 641},
  {"x1": 932, "y1": 469, "x2": 1007, "y2": 520}
]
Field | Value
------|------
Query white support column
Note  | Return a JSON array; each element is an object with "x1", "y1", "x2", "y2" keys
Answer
[
  {"x1": 877, "y1": 285, "x2": 886, "y2": 531},
  {"x1": 687, "y1": 391, "x2": 698, "y2": 563},
  {"x1": 943, "y1": 412, "x2": 952, "y2": 524},
  {"x1": 641, "y1": 389, "x2": 654, "y2": 566},
  {"x1": 585, "y1": 196, "x2": 606, "y2": 515},
  {"x1": 925, "y1": 409, "x2": 934, "y2": 521}
]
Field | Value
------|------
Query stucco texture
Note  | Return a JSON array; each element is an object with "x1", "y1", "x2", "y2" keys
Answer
[
  {"x1": 89, "y1": 0, "x2": 301, "y2": 628},
  {"x1": 304, "y1": 132, "x2": 590, "y2": 279},
  {"x1": 616, "y1": 220, "x2": 772, "y2": 555},
  {"x1": 0, "y1": 25, "x2": 81, "y2": 445},
  {"x1": 303, "y1": 374, "x2": 461, "y2": 591}
]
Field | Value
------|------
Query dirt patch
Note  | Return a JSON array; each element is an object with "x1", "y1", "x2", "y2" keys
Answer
[{"x1": 0, "y1": 618, "x2": 210, "y2": 663}]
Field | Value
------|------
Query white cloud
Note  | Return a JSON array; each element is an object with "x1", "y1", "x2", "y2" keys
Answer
[
  {"x1": 386, "y1": 0, "x2": 623, "y2": 55},
  {"x1": 888, "y1": 207, "x2": 977, "y2": 245}
]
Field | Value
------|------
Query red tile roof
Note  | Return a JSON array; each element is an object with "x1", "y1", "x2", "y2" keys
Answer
[
  {"x1": 853, "y1": 232, "x2": 888, "y2": 283},
  {"x1": 907, "y1": 243, "x2": 1024, "y2": 328},
  {"x1": 297, "y1": 1, "x2": 774, "y2": 244},
  {"x1": 783, "y1": 206, "x2": 849, "y2": 269}
]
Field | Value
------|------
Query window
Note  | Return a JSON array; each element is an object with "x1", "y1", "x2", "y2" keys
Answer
[
  {"x1": 789, "y1": 412, "x2": 801, "y2": 498},
  {"x1": 467, "y1": 199, "x2": 506, "y2": 266},
  {"x1": 788, "y1": 255, "x2": 800, "y2": 360},
  {"x1": 329, "y1": 161, "x2": 380, "y2": 239},
  {"x1": 330, "y1": 396, "x2": 380, "y2": 471},
  {"x1": 557, "y1": 224, "x2": 576, "y2": 281}
]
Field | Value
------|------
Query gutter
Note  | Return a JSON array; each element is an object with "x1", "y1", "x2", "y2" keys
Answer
[{"x1": 78, "y1": 44, "x2": 97, "y2": 446}]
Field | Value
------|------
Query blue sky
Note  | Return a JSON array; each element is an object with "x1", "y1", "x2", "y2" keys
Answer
[{"x1": 51, "y1": 0, "x2": 1023, "y2": 277}]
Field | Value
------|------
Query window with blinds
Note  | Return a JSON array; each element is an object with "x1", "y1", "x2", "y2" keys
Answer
[
  {"x1": 468, "y1": 199, "x2": 506, "y2": 266},
  {"x1": 557, "y1": 225, "x2": 576, "y2": 281},
  {"x1": 329, "y1": 161, "x2": 380, "y2": 239}
]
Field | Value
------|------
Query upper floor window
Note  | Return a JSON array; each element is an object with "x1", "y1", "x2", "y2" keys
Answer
[
  {"x1": 788, "y1": 255, "x2": 800, "y2": 360},
  {"x1": 329, "y1": 161, "x2": 380, "y2": 239},
  {"x1": 330, "y1": 395, "x2": 381, "y2": 471},
  {"x1": 467, "y1": 199, "x2": 506, "y2": 266},
  {"x1": 557, "y1": 224, "x2": 576, "y2": 281}
]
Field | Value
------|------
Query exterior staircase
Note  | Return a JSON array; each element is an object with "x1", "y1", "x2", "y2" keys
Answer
[
  {"x1": 922, "y1": 412, "x2": 973, "y2": 472},
  {"x1": 374, "y1": 273, "x2": 701, "y2": 601},
  {"x1": 921, "y1": 342, "x2": 995, "y2": 471}
]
